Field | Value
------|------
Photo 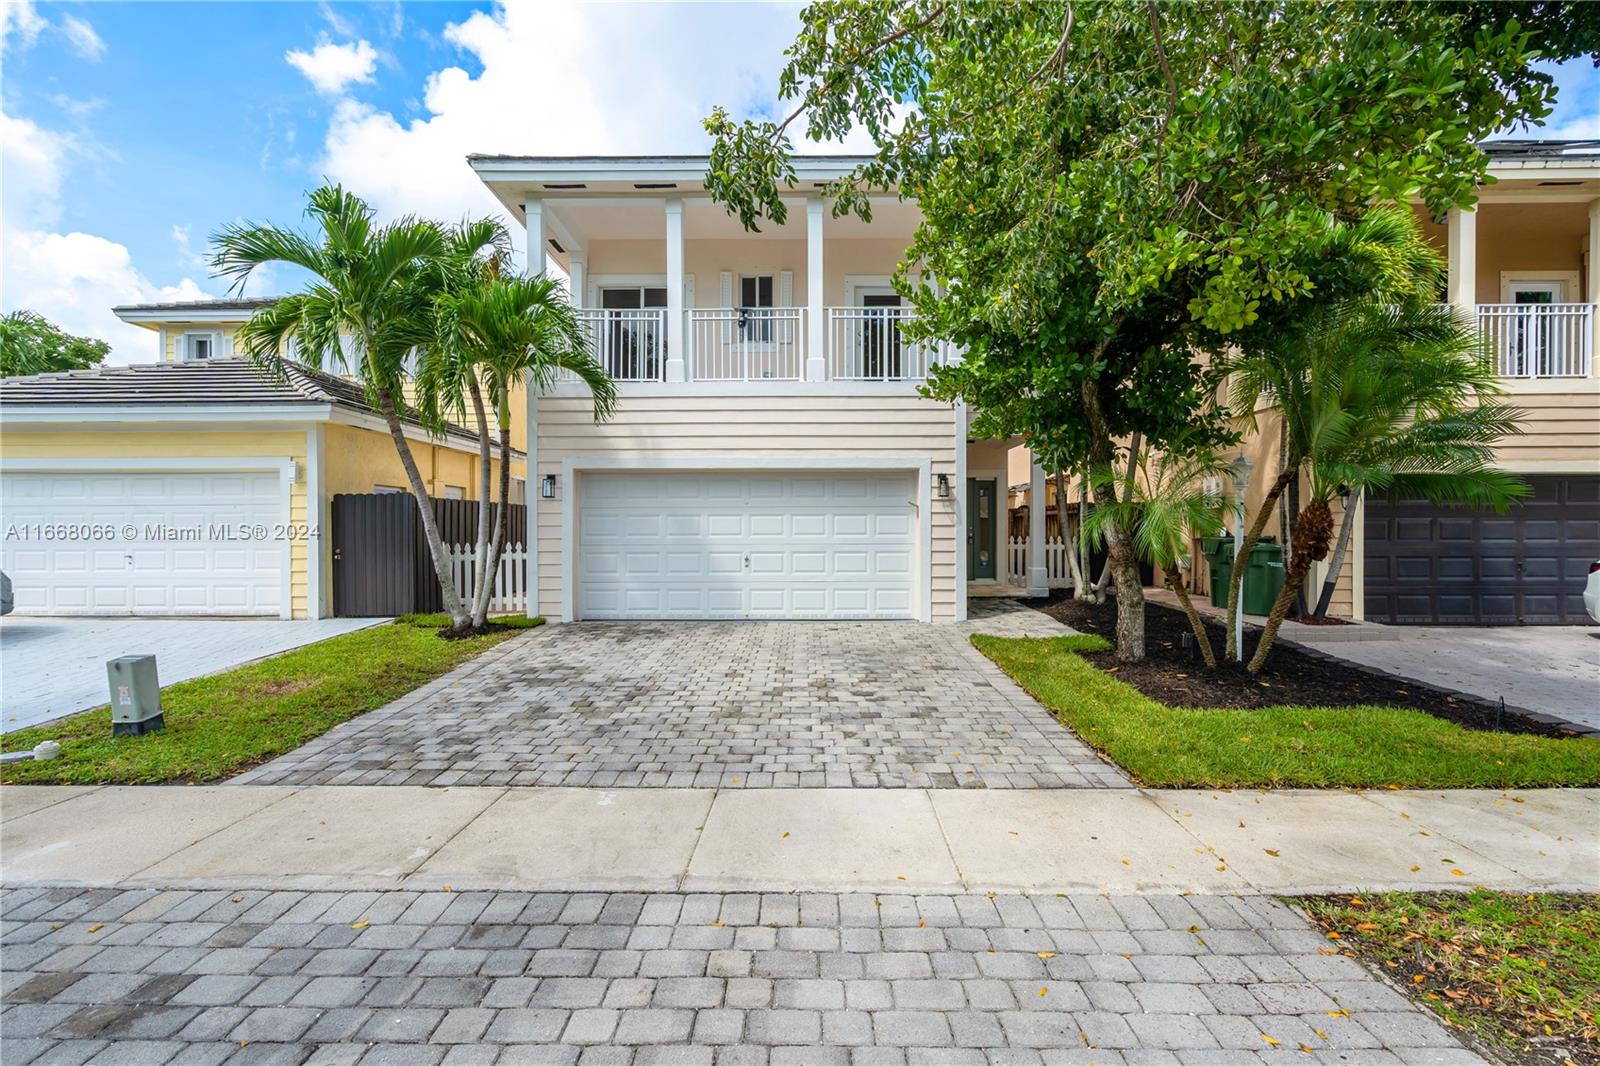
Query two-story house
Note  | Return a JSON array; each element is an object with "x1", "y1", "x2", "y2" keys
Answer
[{"x1": 470, "y1": 154, "x2": 1059, "y2": 624}]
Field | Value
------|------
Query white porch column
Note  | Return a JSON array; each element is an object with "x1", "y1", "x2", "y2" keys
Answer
[
  {"x1": 1028, "y1": 455, "x2": 1048, "y2": 597},
  {"x1": 1587, "y1": 198, "x2": 1599, "y2": 370},
  {"x1": 1446, "y1": 205, "x2": 1476, "y2": 310},
  {"x1": 567, "y1": 249, "x2": 586, "y2": 308},
  {"x1": 664, "y1": 199, "x2": 686, "y2": 383},
  {"x1": 806, "y1": 197, "x2": 826, "y2": 381},
  {"x1": 523, "y1": 199, "x2": 546, "y2": 620}
]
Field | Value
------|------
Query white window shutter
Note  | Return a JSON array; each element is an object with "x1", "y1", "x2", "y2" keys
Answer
[
  {"x1": 173, "y1": 334, "x2": 186, "y2": 361},
  {"x1": 219, "y1": 332, "x2": 233, "y2": 359},
  {"x1": 719, "y1": 271, "x2": 733, "y2": 343},
  {"x1": 779, "y1": 270, "x2": 794, "y2": 342}
]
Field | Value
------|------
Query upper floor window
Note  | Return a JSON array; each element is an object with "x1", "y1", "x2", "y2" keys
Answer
[
  {"x1": 740, "y1": 275, "x2": 775, "y2": 343},
  {"x1": 179, "y1": 331, "x2": 221, "y2": 361}
]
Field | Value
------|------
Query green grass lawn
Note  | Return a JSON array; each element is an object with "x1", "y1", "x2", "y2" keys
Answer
[
  {"x1": 973, "y1": 634, "x2": 1600, "y2": 789},
  {"x1": 1296, "y1": 891, "x2": 1599, "y2": 1064},
  {"x1": 0, "y1": 614, "x2": 542, "y2": 786}
]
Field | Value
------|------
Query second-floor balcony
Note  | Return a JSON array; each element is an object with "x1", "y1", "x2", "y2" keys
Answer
[
  {"x1": 574, "y1": 305, "x2": 949, "y2": 384},
  {"x1": 1474, "y1": 302, "x2": 1593, "y2": 378}
]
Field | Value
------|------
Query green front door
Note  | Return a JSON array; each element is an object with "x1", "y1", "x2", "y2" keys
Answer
[{"x1": 968, "y1": 478, "x2": 997, "y2": 579}]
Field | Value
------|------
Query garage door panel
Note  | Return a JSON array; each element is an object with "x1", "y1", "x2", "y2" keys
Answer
[
  {"x1": 1366, "y1": 475, "x2": 1599, "y2": 625},
  {"x1": 0, "y1": 470, "x2": 284, "y2": 616},
  {"x1": 579, "y1": 471, "x2": 917, "y2": 620}
]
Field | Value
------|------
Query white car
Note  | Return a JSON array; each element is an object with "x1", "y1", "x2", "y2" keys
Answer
[{"x1": 1587, "y1": 560, "x2": 1600, "y2": 624}]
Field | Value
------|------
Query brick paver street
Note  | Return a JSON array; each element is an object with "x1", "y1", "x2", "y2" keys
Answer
[
  {"x1": 235, "y1": 602, "x2": 1127, "y2": 790},
  {"x1": 0, "y1": 885, "x2": 1482, "y2": 1065}
]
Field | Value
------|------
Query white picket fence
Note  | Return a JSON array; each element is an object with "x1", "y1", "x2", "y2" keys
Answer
[
  {"x1": 1005, "y1": 537, "x2": 1076, "y2": 588},
  {"x1": 446, "y1": 542, "x2": 529, "y2": 613}
]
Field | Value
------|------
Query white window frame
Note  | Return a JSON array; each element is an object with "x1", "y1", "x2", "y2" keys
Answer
[
  {"x1": 179, "y1": 330, "x2": 223, "y2": 361},
  {"x1": 1499, "y1": 271, "x2": 1579, "y2": 303}
]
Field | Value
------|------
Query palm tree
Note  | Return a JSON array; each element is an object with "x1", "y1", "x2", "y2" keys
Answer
[
  {"x1": 415, "y1": 218, "x2": 514, "y2": 628},
  {"x1": 431, "y1": 273, "x2": 616, "y2": 627},
  {"x1": 1233, "y1": 299, "x2": 1527, "y2": 672},
  {"x1": 211, "y1": 184, "x2": 479, "y2": 633},
  {"x1": 1082, "y1": 438, "x2": 1230, "y2": 667}
]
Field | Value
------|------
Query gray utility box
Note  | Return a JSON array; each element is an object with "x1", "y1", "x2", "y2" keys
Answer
[{"x1": 108, "y1": 655, "x2": 163, "y2": 737}]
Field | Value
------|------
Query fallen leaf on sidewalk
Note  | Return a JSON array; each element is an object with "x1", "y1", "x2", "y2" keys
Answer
[
  {"x1": 1037, "y1": 951, "x2": 1055, "y2": 958},
  {"x1": 1264, "y1": 849, "x2": 1279, "y2": 857},
  {"x1": 351, "y1": 920, "x2": 369, "y2": 930},
  {"x1": 1263, "y1": 1034, "x2": 1280, "y2": 1047},
  {"x1": 86, "y1": 923, "x2": 103, "y2": 934}
]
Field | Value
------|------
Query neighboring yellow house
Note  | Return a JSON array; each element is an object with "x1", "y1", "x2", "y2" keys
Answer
[{"x1": 0, "y1": 299, "x2": 526, "y2": 619}]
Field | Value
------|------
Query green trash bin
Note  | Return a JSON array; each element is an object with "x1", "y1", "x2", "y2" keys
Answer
[
  {"x1": 1242, "y1": 539, "x2": 1285, "y2": 615},
  {"x1": 1200, "y1": 537, "x2": 1235, "y2": 608}
]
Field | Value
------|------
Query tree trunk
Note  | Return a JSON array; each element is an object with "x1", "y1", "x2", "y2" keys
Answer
[
  {"x1": 467, "y1": 379, "x2": 494, "y2": 628},
  {"x1": 1224, "y1": 467, "x2": 1295, "y2": 661},
  {"x1": 1247, "y1": 544, "x2": 1314, "y2": 673},
  {"x1": 1248, "y1": 497, "x2": 1333, "y2": 673},
  {"x1": 1055, "y1": 471, "x2": 1083, "y2": 594},
  {"x1": 1313, "y1": 490, "x2": 1361, "y2": 618},
  {"x1": 1080, "y1": 380, "x2": 1144, "y2": 661},
  {"x1": 1077, "y1": 473, "x2": 1099, "y2": 603},
  {"x1": 1165, "y1": 570, "x2": 1217, "y2": 668},
  {"x1": 1284, "y1": 471, "x2": 1303, "y2": 620},
  {"x1": 475, "y1": 406, "x2": 515, "y2": 626},
  {"x1": 375, "y1": 385, "x2": 468, "y2": 629}
]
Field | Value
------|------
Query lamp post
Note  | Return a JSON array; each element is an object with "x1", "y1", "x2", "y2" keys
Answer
[{"x1": 1230, "y1": 457, "x2": 1254, "y2": 663}]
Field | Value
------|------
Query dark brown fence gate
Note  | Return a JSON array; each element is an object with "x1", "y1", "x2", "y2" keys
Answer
[{"x1": 332, "y1": 493, "x2": 528, "y2": 617}]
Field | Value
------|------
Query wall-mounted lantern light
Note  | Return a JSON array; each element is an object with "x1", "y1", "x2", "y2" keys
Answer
[
  {"x1": 936, "y1": 473, "x2": 950, "y2": 499},
  {"x1": 541, "y1": 474, "x2": 557, "y2": 500}
]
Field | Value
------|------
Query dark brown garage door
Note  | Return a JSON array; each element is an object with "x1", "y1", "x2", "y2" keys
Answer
[{"x1": 1364, "y1": 474, "x2": 1600, "y2": 624}]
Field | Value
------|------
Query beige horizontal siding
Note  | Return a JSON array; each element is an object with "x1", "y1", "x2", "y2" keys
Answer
[{"x1": 534, "y1": 394, "x2": 958, "y2": 622}]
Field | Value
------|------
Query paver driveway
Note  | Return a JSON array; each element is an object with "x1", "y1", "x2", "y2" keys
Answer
[
  {"x1": 235, "y1": 602, "x2": 1127, "y2": 790},
  {"x1": 0, "y1": 886, "x2": 1484, "y2": 1065}
]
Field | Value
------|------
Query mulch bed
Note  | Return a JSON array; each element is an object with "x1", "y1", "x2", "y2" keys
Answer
[{"x1": 1032, "y1": 592, "x2": 1579, "y2": 738}]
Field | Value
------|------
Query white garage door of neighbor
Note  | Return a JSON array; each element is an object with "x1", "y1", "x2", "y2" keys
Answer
[
  {"x1": 580, "y1": 471, "x2": 917, "y2": 620},
  {"x1": 1, "y1": 471, "x2": 286, "y2": 616}
]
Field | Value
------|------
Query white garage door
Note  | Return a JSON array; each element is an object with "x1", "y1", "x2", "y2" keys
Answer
[
  {"x1": 1, "y1": 471, "x2": 286, "y2": 616},
  {"x1": 580, "y1": 471, "x2": 916, "y2": 620}
]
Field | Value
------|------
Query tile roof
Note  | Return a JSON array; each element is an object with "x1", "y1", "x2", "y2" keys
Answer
[
  {"x1": 111, "y1": 297, "x2": 280, "y2": 314},
  {"x1": 0, "y1": 358, "x2": 487, "y2": 448}
]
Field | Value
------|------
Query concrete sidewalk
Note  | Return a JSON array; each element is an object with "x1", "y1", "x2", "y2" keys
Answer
[{"x1": 3, "y1": 784, "x2": 1594, "y2": 894}]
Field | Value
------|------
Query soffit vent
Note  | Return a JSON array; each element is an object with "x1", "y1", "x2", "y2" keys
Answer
[{"x1": 633, "y1": 182, "x2": 678, "y2": 189}]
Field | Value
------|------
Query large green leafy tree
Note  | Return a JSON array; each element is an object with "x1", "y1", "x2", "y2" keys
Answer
[
  {"x1": 705, "y1": 1, "x2": 1597, "y2": 660},
  {"x1": 0, "y1": 311, "x2": 110, "y2": 377}
]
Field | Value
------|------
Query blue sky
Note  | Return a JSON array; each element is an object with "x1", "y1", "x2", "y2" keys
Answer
[{"x1": 2, "y1": 1, "x2": 1597, "y2": 364}]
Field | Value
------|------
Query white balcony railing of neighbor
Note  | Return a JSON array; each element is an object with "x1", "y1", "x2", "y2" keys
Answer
[
  {"x1": 575, "y1": 308, "x2": 667, "y2": 381},
  {"x1": 1475, "y1": 303, "x2": 1594, "y2": 379},
  {"x1": 826, "y1": 306, "x2": 941, "y2": 381},
  {"x1": 687, "y1": 308, "x2": 805, "y2": 381}
]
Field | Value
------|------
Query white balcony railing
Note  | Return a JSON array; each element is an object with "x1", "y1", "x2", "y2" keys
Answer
[
  {"x1": 575, "y1": 308, "x2": 666, "y2": 381},
  {"x1": 687, "y1": 308, "x2": 804, "y2": 381},
  {"x1": 1476, "y1": 303, "x2": 1593, "y2": 379},
  {"x1": 826, "y1": 306, "x2": 941, "y2": 381}
]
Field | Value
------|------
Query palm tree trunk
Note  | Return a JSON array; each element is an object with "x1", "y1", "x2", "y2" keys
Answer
[
  {"x1": 1248, "y1": 496, "x2": 1332, "y2": 673},
  {"x1": 1055, "y1": 471, "x2": 1083, "y2": 594},
  {"x1": 1247, "y1": 544, "x2": 1314, "y2": 673},
  {"x1": 375, "y1": 385, "x2": 469, "y2": 629},
  {"x1": 1077, "y1": 473, "x2": 1099, "y2": 603},
  {"x1": 1313, "y1": 490, "x2": 1360, "y2": 618},
  {"x1": 1166, "y1": 571, "x2": 1217, "y2": 668},
  {"x1": 467, "y1": 379, "x2": 494, "y2": 629},
  {"x1": 1224, "y1": 467, "x2": 1294, "y2": 661},
  {"x1": 1081, "y1": 383, "x2": 1144, "y2": 661},
  {"x1": 477, "y1": 406, "x2": 515, "y2": 624}
]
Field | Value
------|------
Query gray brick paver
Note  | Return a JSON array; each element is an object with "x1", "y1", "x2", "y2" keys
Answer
[
  {"x1": 229, "y1": 606, "x2": 1127, "y2": 790},
  {"x1": 0, "y1": 889, "x2": 1483, "y2": 1064}
]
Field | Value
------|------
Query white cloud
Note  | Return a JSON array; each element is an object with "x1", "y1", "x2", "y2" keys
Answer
[
  {"x1": 0, "y1": 0, "x2": 45, "y2": 52},
  {"x1": 1534, "y1": 61, "x2": 1600, "y2": 139},
  {"x1": 58, "y1": 12, "x2": 103, "y2": 60},
  {"x1": 1, "y1": 110, "x2": 217, "y2": 364},
  {"x1": 286, "y1": 36, "x2": 378, "y2": 95}
]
